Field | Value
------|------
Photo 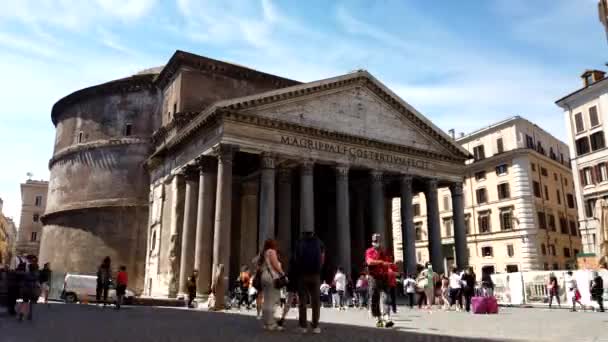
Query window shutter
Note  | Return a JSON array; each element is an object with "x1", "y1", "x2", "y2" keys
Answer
[
  {"x1": 580, "y1": 170, "x2": 585, "y2": 186},
  {"x1": 591, "y1": 166, "x2": 597, "y2": 184}
]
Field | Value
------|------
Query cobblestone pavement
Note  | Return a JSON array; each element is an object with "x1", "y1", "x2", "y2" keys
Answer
[{"x1": 1, "y1": 303, "x2": 607, "y2": 342}]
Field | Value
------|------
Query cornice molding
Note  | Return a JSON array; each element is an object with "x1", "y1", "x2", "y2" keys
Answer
[{"x1": 49, "y1": 137, "x2": 150, "y2": 169}]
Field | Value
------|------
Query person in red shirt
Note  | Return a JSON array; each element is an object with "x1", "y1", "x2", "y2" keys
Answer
[
  {"x1": 115, "y1": 266, "x2": 128, "y2": 310},
  {"x1": 365, "y1": 233, "x2": 394, "y2": 328}
]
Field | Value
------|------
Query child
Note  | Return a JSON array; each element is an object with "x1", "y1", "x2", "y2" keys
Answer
[
  {"x1": 403, "y1": 274, "x2": 416, "y2": 309},
  {"x1": 115, "y1": 266, "x2": 128, "y2": 310}
]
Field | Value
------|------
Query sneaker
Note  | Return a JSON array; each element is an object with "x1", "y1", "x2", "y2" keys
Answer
[
  {"x1": 385, "y1": 321, "x2": 394, "y2": 328},
  {"x1": 376, "y1": 320, "x2": 384, "y2": 328},
  {"x1": 297, "y1": 327, "x2": 308, "y2": 334},
  {"x1": 312, "y1": 327, "x2": 321, "y2": 334}
]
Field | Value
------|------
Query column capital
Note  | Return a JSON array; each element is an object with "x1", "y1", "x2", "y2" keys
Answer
[
  {"x1": 449, "y1": 182, "x2": 464, "y2": 196},
  {"x1": 213, "y1": 144, "x2": 239, "y2": 165},
  {"x1": 335, "y1": 164, "x2": 349, "y2": 179},
  {"x1": 278, "y1": 166, "x2": 293, "y2": 183},
  {"x1": 183, "y1": 165, "x2": 199, "y2": 181},
  {"x1": 260, "y1": 153, "x2": 276, "y2": 169},
  {"x1": 425, "y1": 178, "x2": 438, "y2": 192},
  {"x1": 301, "y1": 159, "x2": 314, "y2": 175},
  {"x1": 195, "y1": 156, "x2": 217, "y2": 173},
  {"x1": 400, "y1": 175, "x2": 413, "y2": 191},
  {"x1": 370, "y1": 170, "x2": 383, "y2": 182}
]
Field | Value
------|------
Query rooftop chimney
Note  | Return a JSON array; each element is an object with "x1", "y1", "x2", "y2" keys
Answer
[
  {"x1": 459, "y1": 132, "x2": 465, "y2": 138},
  {"x1": 581, "y1": 69, "x2": 605, "y2": 87},
  {"x1": 448, "y1": 129, "x2": 455, "y2": 140}
]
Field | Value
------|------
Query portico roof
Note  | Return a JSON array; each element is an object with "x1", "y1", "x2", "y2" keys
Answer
[{"x1": 167, "y1": 70, "x2": 471, "y2": 160}]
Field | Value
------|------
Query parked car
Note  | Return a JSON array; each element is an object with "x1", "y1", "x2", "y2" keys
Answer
[{"x1": 61, "y1": 273, "x2": 135, "y2": 305}]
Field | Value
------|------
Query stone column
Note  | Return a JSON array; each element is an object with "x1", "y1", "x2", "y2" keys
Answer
[
  {"x1": 178, "y1": 167, "x2": 199, "y2": 297},
  {"x1": 258, "y1": 153, "x2": 276, "y2": 250},
  {"x1": 168, "y1": 172, "x2": 185, "y2": 298},
  {"x1": 277, "y1": 167, "x2": 292, "y2": 263},
  {"x1": 400, "y1": 175, "x2": 417, "y2": 276},
  {"x1": 240, "y1": 181, "x2": 259, "y2": 271},
  {"x1": 211, "y1": 144, "x2": 237, "y2": 310},
  {"x1": 425, "y1": 178, "x2": 444, "y2": 274},
  {"x1": 194, "y1": 158, "x2": 217, "y2": 298},
  {"x1": 370, "y1": 170, "x2": 386, "y2": 247},
  {"x1": 300, "y1": 160, "x2": 315, "y2": 233},
  {"x1": 450, "y1": 182, "x2": 468, "y2": 270},
  {"x1": 335, "y1": 164, "x2": 351, "y2": 274}
]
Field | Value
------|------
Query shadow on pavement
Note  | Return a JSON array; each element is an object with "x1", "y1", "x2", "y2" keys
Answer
[{"x1": 1, "y1": 304, "x2": 511, "y2": 342}]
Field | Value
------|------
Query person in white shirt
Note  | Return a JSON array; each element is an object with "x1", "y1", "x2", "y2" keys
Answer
[
  {"x1": 403, "y1": 274, "x2": 417, "y2": 308},
  {"x1": 448, "y1": 267, "x2": 463, "y2": 311},
  {"x1": 320, "y1": 280, "x2": 331, "y2": 307},
  {"x1": 334, "y1": 267, "x2": 347, "y2": 310},
  {"x1": 565, "y1": 271, "x2": 584, "y2": 312}
]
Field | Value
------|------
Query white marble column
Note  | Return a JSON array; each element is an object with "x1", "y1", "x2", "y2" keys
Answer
[{"x1": 211, "y1": 144, "x2": 237, "y2": 310}]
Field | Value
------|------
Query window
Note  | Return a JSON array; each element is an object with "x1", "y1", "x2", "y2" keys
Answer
[
  {"x1": 526, "y1": 135, "x2": 535, "y2": 149},
  {"x1": 478, "y1": 211, "x2": 491, "y2": 233},
  {"x1": 554, "y1": 173, "x2": 558, "y2": 181},
  {"x1": 507, "y1": 244, "x2": 514, "y2": 257},
  {"x1": 481, "y1": 246, "x2": 493, "y2": 257},
  {"x1": 537, "y1": 141, "x2": 545, "y2": 155},
  {"x1": 552, "y1": 263, "x2": 559, "y2": 270},
  {"x1": 567, "y1": 194, "x2": 575, "y2": 208},
  {"x1": 497, "y1": 183, "x2": 510, "y2": 200},
  {"x1": 464, "y1": 214, "x2": 471, "y2": 235},
  {"x1": 538, "y1": 211, "x2": 546, "y2": 229},
  {"x1": 476, "y1": 188, "x2": 487, "y2": 204},
  {"x1": 173, "y1": 102, "x2": 177, "y2": 115},
  {"x1": 415, "y1": 223, "x2": 423, "y2": 241},
  {"x1": 560, "y1": 217, "x2": 568, "y2": 234},
  {"x1": 506, "y1": 265, "x2": 519, "y2": 273},
  {"x1": 443, "y1": 217, "x2": 453, "y2": 237},
  {"x1": 574, "y1": 249, "x2": 580, "y2": 256},
  {"x1": 496, "y1": 138, "x2": 504, "y2": 154},
  {"x1": 30, "y1": 232, "x2": 37, "y2": 242},
  {"x1": 589, "y1": 106, "x2": 600, "y2": 127},
  {"x1": 586, "y1": 199, "x2": 596, "y2": 218},
  {"x1": 597, "y1": 163, "x2": 608, "y2": 182},
  {"x1": 413, "y1": 203, "x2": 421, "y2": 217},
  {"x1": 548, "y1": 214, "x2": 556, "y2": 231},
  {"x1": 550, "y1": 148, "x2": 557, "y2": 161},
  {"x1": 543, "y1": 263, "x2": 549, "y2": 270},
  {"x1": 564, "y1": 178, "x2": 568, "y2": 186},
  {"x1": 575, "y1": 112, "x2": 584, "y2": 133},
  {"x1": 541, "y1": 243, "x2": 547, "y2": 255},
  {"x1": 474, "y1": 171, "x2": 486, "y2": 181},
  {"x1": 443, "y1": 195, "x2": 451, "y2": 211},
  {"x1": 564, "y1": 248, "x2": 571, "y2": 258},
  {"x1": 541, "y1": 167, "x2": 548, "y2": 177},
  {"x1": 33, "y1": 214, "x2": 39, "y2": 222},
  {"x1": 531, "y1": 163, "x2": 536, "y2": 172},
  {"x1": 125, "y1": 124, "x2": 133, "y2": 136},
  {"x1": 34, "y1": 195, "x2": 42, "y2": 207},
  {"x1": 556, "y1": 190, "x2": 561, "y2": 205},
  {"x1": 533, "y1": 181, "x2": 541, "y2": 197},
  {"x1": 500, "y1": 207, "x2": 513, "y2": 230},
  {"x1": 473, "y1": 145, "x2": 485, "y2": 161},
  {"x1": 150, "y1": 230, "x2": 157, "y2": 253},
  {"x1": 78, "y1": 131, "x2": 83, "y2": 143},
  {"x1": 496, "y1": 164, "x2": 508, "y2": 175},
  {"x1": 582, "y1": 167, "x2": 594, "y2": 186},
  {"x1": 544, "y1": 185, "x2": 549, "y2": 200},
  {"x1": 591, "y1": 132, "x2": 606, "y2": 151},
  {"x1": 549, "y1": 245, "x2": 556, "y2": 256},
  {"x1": 576, "y1": 137, "x2": 591, "y2": 156},
  {"x1": 561, "y1": 153, "x2": 565, "y2": 164},
  {"x1": 569, "y1": 220, "x2": 578, "y2": 236}
]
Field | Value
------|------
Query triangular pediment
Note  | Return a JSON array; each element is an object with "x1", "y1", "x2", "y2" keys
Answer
[{"x1": 218, "y1": 72, "x2": 469, "y2": 159}]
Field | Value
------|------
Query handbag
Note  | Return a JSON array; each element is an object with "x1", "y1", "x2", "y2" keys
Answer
[
  {"x1": 273, "y1": 275, "x2": 289, "y2": 289},
  {"x1": 252, "y1": 269, "x2": 262, "y2": 290}
]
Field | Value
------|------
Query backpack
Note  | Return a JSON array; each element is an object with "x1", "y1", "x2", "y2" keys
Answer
[{"x1": 295, "y1": 237, "x2": 322, "y2": 275}]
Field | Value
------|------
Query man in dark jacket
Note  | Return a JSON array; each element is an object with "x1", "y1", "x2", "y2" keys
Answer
[
  {"x1": 591, "y1": 272, "x2": 605, "y2": 312},
  {"x1": 294, "y1": 231, "x2": 325, "y2": 333}
]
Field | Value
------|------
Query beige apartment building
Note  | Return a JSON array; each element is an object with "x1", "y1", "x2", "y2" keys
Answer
[
  {"x1": 393, "y1": 116, "x2": 582, "y2": 276},
  {"x1": 15, "y1": 180, "x2": 48, "y2": 257},
  {"x1": 557, "y1": 70, "x2": 608, "y2": 257},
  {"x1": 0, "y1": 198, "x2": 17, "y2": 267}
]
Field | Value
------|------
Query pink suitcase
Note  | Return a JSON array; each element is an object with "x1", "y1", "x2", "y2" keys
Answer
[
  {"x1": 485, "y1": 296, "x2": 499, "y2": 314},
  {"x1": 471, "y1": 296, "x2": 487, "y2": 314}
]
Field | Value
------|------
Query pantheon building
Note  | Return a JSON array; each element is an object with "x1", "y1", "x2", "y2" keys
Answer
[{"x1": 41, "y1": 51, "x2": 470, "y2": 306}]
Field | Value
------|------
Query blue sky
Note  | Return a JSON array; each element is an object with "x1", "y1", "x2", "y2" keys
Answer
[{"x1": 0, "y1": 0, "x2": 605, "y2": 223}]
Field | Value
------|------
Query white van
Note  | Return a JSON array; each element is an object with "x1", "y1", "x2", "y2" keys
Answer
[{"x1": 61, "y1": 273, "x2": 135, "y2": 304}]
